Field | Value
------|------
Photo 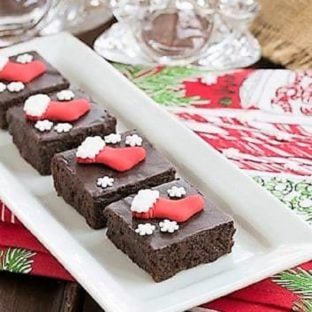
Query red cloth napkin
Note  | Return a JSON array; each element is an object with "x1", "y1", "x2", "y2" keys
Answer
[
  {"x1": 0, "y1": 201, "x2": 73, "y2": 281},
  {"x1": 206, "y1": 261, "x2": 312, "y2": 311},
  {"x1": 2, "y1": 198, "x2": 311, "y2": 311}
]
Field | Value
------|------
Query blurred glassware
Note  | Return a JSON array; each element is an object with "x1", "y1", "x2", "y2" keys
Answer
[
  {"x1": 94, "y1": 0, "x2": 261, "y2": 69},
  {"x1": 0, "y1": 0, "x2": 55, "y2": 47},
  {"x1": 40, "y1": 0, "x2": 112, "y2": 36},
  {"x1": 0, "y1": 0, "x2": 111, "y2": 47}
]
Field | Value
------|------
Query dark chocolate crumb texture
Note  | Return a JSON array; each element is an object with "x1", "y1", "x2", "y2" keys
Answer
[
  {"x1": 51, "y1": 131, "x2": 176, "y2": 229},
  {"x1": 104, "y1": 179, "x2": 236, "y2": 282},
  {"x1": 7, "y1": 88, "x2": 116, "y2": 175},
  {"x1": 0, "y1": 51, "x2": 69, "y2": 128}
]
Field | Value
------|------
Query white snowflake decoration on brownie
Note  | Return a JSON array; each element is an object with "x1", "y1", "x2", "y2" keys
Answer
[
  {"x1": 104, "y1": 133, "x2": 121, "y2": 144},
  {"x1": 159, "y1": 219, "x2": 179, "y2": 233},
  {"x1": 0, "y1": 56, "x2": 9, "y2": 71},
  {"x1": 54, "y1": 123, "x2": 72, "y2": 133},
  {"x1": 135, "y1": 223, "x2": 156, "y2": 236},
  {"x1": 57, "y1": 90, "x2": 75, "y2": 101},
  {"x1": 167, "y1": 186, "x2": 186, "y2": 198},
  {"x1": 131, "y1": 189, "x2": 160, "y2": 213},
  {"x1": 76, "y1": 136, "x2": 105, "y2": 159},
  {"x1": 97, "y1": 176, "x2": 114, "y2": 188},
  {"x1": 125, "y1": 134, "x2": 143, "y2": 147},
  {"x1": 16, "y1": 53, "x2": 33, "y2": 64},
  {"x1": 34, "y1": 120, "x2": 53, "y2": 132},
  {"x1": 24, "y1": 94, "x2": 50, "y2": 117},
  {"x1": 0, "y1": 82, "x2": 6, "y2": 93},
  {"x1": 7, "y1": 82, "x2": 25, "y2": 93}
]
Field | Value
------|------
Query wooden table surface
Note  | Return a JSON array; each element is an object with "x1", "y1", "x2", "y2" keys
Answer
[{"x1": 0, "y1": 19, "x2": 282, "y2": 312}]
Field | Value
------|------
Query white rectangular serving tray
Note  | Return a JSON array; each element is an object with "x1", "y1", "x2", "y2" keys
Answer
[{"x1": 0, "y1": 33, "x2": 312, "y2": 312}]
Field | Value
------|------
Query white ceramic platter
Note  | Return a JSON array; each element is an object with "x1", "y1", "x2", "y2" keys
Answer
[{"x1": 0, "y1": 33, "x2": 311, "y2": 312}]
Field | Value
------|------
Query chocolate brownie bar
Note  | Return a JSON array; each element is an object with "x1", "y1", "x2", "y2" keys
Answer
[
  {"x1": 104, "y1": 179, "x2": 235, "y2": 282},
  {"x1": 0, "y1": 51, "x2": 69, "y2": 128},
  {"x1": 7, "y1": 88, "x2": 116, "y2": 175},
  {"x1": 51, "y1": 131, "x2": 176, "y2": 229}
]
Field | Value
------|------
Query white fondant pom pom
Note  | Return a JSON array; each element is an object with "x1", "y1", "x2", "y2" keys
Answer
[
  {"x1": 34, "y1": 120, "x2": 53, "y2": 132},
  {"x1": 131, "y1": 189, "x2": 160, "y2": 213},
  {"x1": 57, "y1": 90, "x2": 75, "y2": 101},
  {"x1": 24, "y1": 94, "x2": 50, "y2": 117},
  {"x1": 16, "y1": 53, "x2": 33, "y2": 64},
  {"x1": 76, "y1": 136, "x2": 105, "y2": 159},
  {"x1": 0, "y1": 56, "x2": 9, "y2": 71},
  {"x1": 104, "y1": 133, "x2": 121, "y2": 144},
  {"x1": 135, "y1": 223, "x2": 156, "y2": 236},
  {"x1": 0, "y1": 82, "x2": 6, "y2": 93},
  {"x1": 54, "y1": 123, "x2": 72, "y2": 133},
  {"x1": 7, "y1": 82, "x2": 25, "y2": 93}
]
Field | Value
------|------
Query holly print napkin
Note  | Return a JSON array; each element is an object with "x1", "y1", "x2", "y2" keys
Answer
[{"x1": 0, "y1": 202, "x2": 73, "y2": 281}]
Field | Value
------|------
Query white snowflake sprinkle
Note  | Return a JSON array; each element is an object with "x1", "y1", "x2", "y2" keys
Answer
[
  {"x1": 0, "y1": 56, "x2": 9, "y2": 71},
  {"x1": 167, "y1": 186, "x2": 186, "y2": 198},
  {"x1": 201, "y1": 73, "x2": 218, "y2": 85},
  {"x1": 104, "y1": 133, "x2": 121, "y2": 144},
  {"x1": 135, "y1": 223, "x2": 156, "y2": 236},
  {"x1": 0, "y1": 82, "x2": 6, "y2": 93},
  {"x1": 34, "y1": 120, "x2": 53, "y2": 132},
  {"x1": 222, "y1": 148, "x2": 240, "y2": 159},
  {"x1": 131, "y1": 189, "x2": 160, "y2": 213},
  {"x1": 125, "y1": 134, "x2": 143, "y2": 147},
  {"x1": 16, "y1": 53, "x2": 33, "y2": 64},
  {"x1": 159, "y1": 219, "x2": 179, "y2": 233},
  {"x1": 76, "y1": 136, "x2": 106, "y2": 159},
  {"x1": 97, "y1": 176, "x2": 114, "y2": 188},
  {"x1": 7, "y1": 81, "x2": 25, "y2": 93},
  {"x1": 57, "y1": 90, "x2": 75, "y2": 101},
  {"x1": 54, "y1": 123, "x2": 73, "y2": 133}
]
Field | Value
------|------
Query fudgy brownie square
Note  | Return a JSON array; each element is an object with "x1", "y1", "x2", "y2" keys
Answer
[
  {"x1": 104, "y1": 179, "x2": 235, "y2": 282},
  {"x1": 51, "y1": 131, "x2": 176, "y2": 229},
  {"x1": 0, "y1": 51, "x2": 69, "y2": 128},
  {"x1": 7, "y1": 88, "x2": 116, "y2": 175}
]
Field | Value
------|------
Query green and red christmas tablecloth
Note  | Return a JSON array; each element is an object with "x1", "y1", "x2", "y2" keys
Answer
[{"x1": 1, "y1": 67, "x2": 312, "y2": 311}]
